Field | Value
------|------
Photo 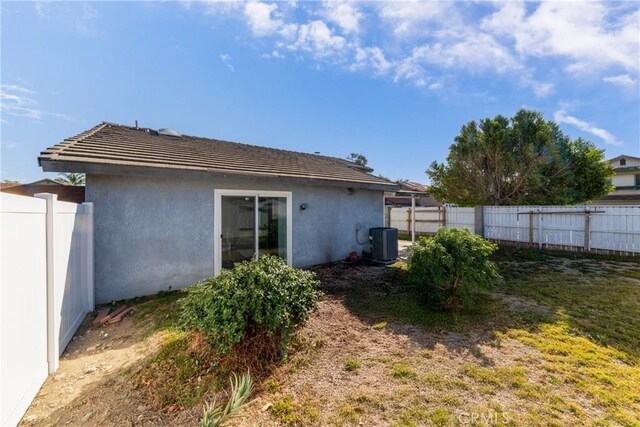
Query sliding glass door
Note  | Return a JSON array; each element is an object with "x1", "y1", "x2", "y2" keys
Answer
[
  {"x1": 215, "y1": 190, "x2": 292, "y2": 274},
  {"x1": 220, "y1": 196, "x2": 256, "y2": 269}
]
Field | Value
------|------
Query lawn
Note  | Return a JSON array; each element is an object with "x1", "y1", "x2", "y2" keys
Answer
[{"x1": 23, "y1": 246, "x2": 640, "y2": 426}]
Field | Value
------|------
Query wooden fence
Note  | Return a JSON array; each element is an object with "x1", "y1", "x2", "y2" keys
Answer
[{"x1": 385, "y1": 205, "x2": 640, "y2": 255}]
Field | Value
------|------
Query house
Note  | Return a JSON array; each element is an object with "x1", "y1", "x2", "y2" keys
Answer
[
  {"x1": 38, "y1": 122, "x2": 398, "y2": 303},
  {"x1": 384, "y1": 180, "x2": 443, "y2": 207},
  {"x1": 0, "y1": 178, "x2": 85, "y2": 204},
  {"x1": 592, "y1": 155, "x2": 640, "y2": 204}
]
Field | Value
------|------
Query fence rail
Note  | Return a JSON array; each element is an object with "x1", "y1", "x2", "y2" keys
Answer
[{"x1": 385, "y1": 204, "x2": 640, "y2": 255}]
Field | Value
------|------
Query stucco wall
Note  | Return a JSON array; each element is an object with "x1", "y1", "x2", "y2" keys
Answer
[{"x1": 86, "y1": 174, "x2": 383, "y2": 303}]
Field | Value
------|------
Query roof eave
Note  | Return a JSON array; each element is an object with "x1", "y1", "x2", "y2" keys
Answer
[{"x1": 39, "y1": 158, "x2": 400, "y2": 191}]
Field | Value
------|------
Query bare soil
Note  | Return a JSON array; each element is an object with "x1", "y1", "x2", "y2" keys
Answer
[{"x1": 19, "y1": 251, "x2": 640, "y2": 426}]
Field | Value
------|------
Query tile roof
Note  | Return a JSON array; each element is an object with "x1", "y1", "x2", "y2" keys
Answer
[{"x1": 39, "y1": 122, "x2": 396, "y2": 188}]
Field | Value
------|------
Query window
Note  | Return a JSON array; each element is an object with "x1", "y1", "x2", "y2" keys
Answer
[
  {"x1": 620, "y1": 158, "x2": 626, "y2": 166},
  {"x1": 636, "y1": 174, "x2": 640, "y2": 186}
]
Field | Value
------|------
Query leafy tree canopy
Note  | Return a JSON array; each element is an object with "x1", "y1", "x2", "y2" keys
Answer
[
  {"x1": 427, "y1": 109, "x2": 614, "y2": 206},
  {"x1": 347, "y1": 152, "x2": 368, "y2": 167}
]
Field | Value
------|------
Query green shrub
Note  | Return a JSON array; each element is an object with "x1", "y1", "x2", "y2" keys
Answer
[
  {"x1": 179, "y1": 256, "x2": 320, "y2": 357},
  {"x1": 407, "y1": 228, "x2": 499, "y2": 310}
]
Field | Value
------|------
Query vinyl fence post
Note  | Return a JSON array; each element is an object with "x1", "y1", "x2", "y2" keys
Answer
[
  {"x1": 474, "y1": 206, "x2": 484, "y2": 236},
  {"x1": 34, "y1": 193, "x2": 59, "y2": 374},
  {"x1": 411, "y1": 196, "x2": 416, "y2": 243},
  {"x1": 528, "y1": 212, "x2": 534, "y2": 247},
  {"x1": 584, "y1": 212, "x2": 591, "y2": 252},
  {"x1": 83, "y1": 202, "x2": 95, "y2": 311}
]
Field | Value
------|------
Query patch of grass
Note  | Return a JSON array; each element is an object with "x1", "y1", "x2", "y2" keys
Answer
[
  {"x1": 344, "y1": 275, "x2": 504, "y2": 333},
  {"x1": 496, "y1": 260, "x2": 640, "y2": 361},
  {"x1": 622, "y1": 269, "x2": 640, "y2": 280},
  {"x1": 391, "y1": 363, "x2": 416, "y2": 380},
  {"x1": 337, "y1": 402, "x2": 365, "y2": 424},
  {"x1": 133, "y1": 330, "x2": 222, "y2": 409},
  {"x1": 271, "y1": 395, "x2": 319, "y2": 425},
  {"x1": 372, "y1": 321, "x2": 388, "y2": 330},
  {"x1": 262, "y1": 378, "x2": 280, "y2": 394},
  {"x1": 344, "y1": 357, "x2": 361, "y2": 372},
  {"x1": 129, "y1": 290, "x2": 185, "y2": 334},
  {"x1": 392, "y1": 406, "x2": 428, "y2": 427},
  {"x1": 429, "y1": 407, "x2": 449, "y2": 426}
]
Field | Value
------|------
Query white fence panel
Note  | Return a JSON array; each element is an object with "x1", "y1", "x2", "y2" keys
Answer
[
  {"x1": 389, "y1": 203, "x2": 638, "y2": 253},
  {"x1": 445, "y1": 207, "x2": 475, "y2": 231},
  {"x1": 483, "y1": 205, "x2": 640, "y2": 254},
  {"x1": 0, "y1": 195, "x2": 48, "y2": 427},
  {"x1": 388, "y1": 207, "x2": 444, "y2": 234},
  {"x1": 0, "y1": 193, "x2": 94, "y2": 426},
  {"x1": 483, "y1": 206, "x2": 530, "y2": 243},
  {"x1": 589, "y1": 206, "x2": 640, "y2": 253}
]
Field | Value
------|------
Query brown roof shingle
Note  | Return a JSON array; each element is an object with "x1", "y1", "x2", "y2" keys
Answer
[{"x1": 39, "y1": 123, "x2": 396, "y2": 188}]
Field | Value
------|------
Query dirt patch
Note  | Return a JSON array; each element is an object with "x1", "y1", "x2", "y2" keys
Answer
[{"x1": 19, "y1": 304, "x2": 206, "y2": 426}]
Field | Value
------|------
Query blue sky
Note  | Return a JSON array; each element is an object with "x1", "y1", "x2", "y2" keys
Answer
[{"x1": 1, "y1": 1, "x2": 639, "y2": 183}]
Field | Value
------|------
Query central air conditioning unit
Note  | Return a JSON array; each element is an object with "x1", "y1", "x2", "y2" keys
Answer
[{"x1": 369, "y1": 227, "x2": 398, "y2": 264}]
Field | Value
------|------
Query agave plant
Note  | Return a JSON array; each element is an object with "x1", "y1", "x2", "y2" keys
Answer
[{"x1": 199, "y1": 373, "x2": 253, "y2": 427}]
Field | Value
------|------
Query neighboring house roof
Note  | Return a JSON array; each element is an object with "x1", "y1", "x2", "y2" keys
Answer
[
  {"x1": 395, "y1": 180, "x2": 429, "y2": 194},
  {"x1": 0, "y1": 179, "x2": 85, "y2": 204},
  {"x1": 608, "y1": 154, "x2": 640, "y2": 163},
  {"x1": 39, "y1": 122, "x2": 397, "y2": 189}
]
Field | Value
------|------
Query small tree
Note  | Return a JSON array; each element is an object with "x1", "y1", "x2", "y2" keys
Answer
[
  {"x1": 55, "y1": 172, "x2": 86, "y2": 185},
  {"x1": 427, "y1": 109, "x2": 614, "y2": 206},
  {"x1": 407, "y1": 228, "x2": 499, "y2": 310},
  {"x1": 347, "y1": 153, "x2": 368, "y2": 167}
]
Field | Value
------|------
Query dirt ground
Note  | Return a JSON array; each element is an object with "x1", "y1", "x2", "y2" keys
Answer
[{"x1": 19, "y1": 249, "x2": 640, "y2": 426}]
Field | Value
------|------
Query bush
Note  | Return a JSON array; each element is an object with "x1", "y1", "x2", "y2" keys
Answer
[
  {"x1": 407, "y1": 228, "x2": 499, "y2": 310},
  {"x1": 179, "y1": 256, "x2": 320, "y2": 359}
]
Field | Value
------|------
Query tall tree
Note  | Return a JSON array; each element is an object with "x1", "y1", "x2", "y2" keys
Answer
[
  {"x1": 427, "y1": 109, "x2": 614, "y2": 206},
  {"x1": 55, "y1": 172, "x2": 86, "y2": 186},
  {"x1": 347, "y1": 153, "x2": 368, "y2": 167}
]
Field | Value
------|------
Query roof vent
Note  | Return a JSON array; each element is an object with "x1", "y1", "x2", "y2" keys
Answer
[{"x1": 158, "y1": 128, "x2": 181, "y2": 137}]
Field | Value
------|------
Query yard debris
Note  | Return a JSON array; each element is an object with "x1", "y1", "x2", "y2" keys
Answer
[
  {"x1": 92, "y1": 308, "x2": 111, "y2": 325},
  {"x1": 106, "y1": 307, "x2": 134, "y2": 324},
  {"x1": 96, "y1": 305, "x2": 128, "y2": 325}
]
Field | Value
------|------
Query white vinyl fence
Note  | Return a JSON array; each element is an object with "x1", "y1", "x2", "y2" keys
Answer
[
  {"x1": 1, "y1": 193, "x2": 94, "y2": 427},
  {"x1": 387, "y1": 206, "x2": 476, "y2": 234},
  {"x1": 386, "y1": 205, "x2": 640, "y2": 254},
  {"x1": 484, "y1": 205, "x2": 640, "y2": 254}
]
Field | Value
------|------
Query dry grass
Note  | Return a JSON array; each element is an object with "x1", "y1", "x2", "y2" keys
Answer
[
  {"x1": 23, "y1": 246, "x2": 640, "y2": 426},
  {"x1": 231, "y1": 247, "x2": 640, "y2": 426}
]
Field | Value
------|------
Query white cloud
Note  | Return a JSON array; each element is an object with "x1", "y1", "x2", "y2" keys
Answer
[
  {"x1": 351, "y1": 46, "x2": 392, "y2": 74},
  {"x1": 483, "y1": 1, "x2": 640, "y2": 75},
  {"x1": 285, "y1": 20, "x2": 348, "y2": 59},
  {"x1": 554, "y1": 110, "x2": 621, "y2": 146},
  {"x1": 244, "y1": 1, "x2": 282, "y2": 36},
  {"x1": 378, "y1": 1, "x2": 460, "y2": 38},
  {"x1": 320, "y1": 1, "x2": 363, "y2": 34},
  {"x1": 603, "y1": 74, "x2": 637, "y2": 87},
  {"x1": 220, "y1": 54, "x2": 235, "y2": 72},
  {"x1": 0, "y1": 84, "x2": 73, "y2": 122},
  {"x1": 410, "y1": 33, "x2": 519, "y2": 74},
  {"x1": 76, "y1": 2, "x2": 101, "y2": 37},
  {"x1": 189, "y1": 0, "x2": 639, "y2": 97}
]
